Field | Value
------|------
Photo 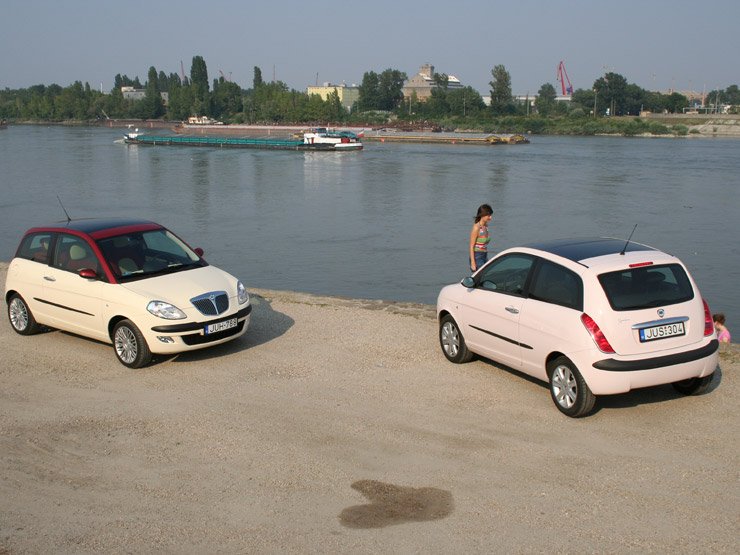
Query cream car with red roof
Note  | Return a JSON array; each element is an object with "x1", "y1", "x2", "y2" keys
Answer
[{"x1": 5, "y1": 218, "x2": 251, "y2": 368}]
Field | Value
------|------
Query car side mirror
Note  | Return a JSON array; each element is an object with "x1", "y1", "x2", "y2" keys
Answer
[
  {"x1": 461, "y1": 276, "x2": 475, "y2": 288},
  {"x1": 194, "y1": 247, "x2": 204, "y2": 257},
  {"x1": 78, "y1": 268, "x2": 98, "y2": 280}
]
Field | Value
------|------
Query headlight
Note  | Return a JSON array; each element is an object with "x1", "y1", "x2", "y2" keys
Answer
[
  {"x1": 147, "y1": 301, "x2": 187, "y2": 320},
  {"x1": 237, "y1": 280, "x2": 250, "y2": 305}
]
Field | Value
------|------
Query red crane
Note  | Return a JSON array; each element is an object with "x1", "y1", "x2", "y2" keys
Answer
[{"x1": 557, "y1": 61, "x2": 573, "y2": 95}]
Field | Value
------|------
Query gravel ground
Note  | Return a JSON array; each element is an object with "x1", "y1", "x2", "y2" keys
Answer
[{"x1": 1, "y1": 263, "x2": 738, "y2": 553}]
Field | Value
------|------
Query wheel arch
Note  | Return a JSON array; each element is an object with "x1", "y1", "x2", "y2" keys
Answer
[
  {"x1": 5, "y1": 289, "x2": 19, "y2": 304},
  {"x1": 545, "y1": 351, "x2": 568, "y2": 376},
  {"x1": 108, "y1": 315, "x2": 130, "y2": 341}
]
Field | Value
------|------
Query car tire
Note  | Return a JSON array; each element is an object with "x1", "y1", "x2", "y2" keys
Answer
[
  {"x1": 548, "y1": 356, "x2": 596, "y2": 418},
  {"x1": 439, "y1": 314, "x2": 473, "y2": 363},
  {"x1": 8, "y1": 293, "x2": 42, "y2": 335},
  {"x1": 113, "y1": 319, "x2": 152, "y2": 369},
  {"x1": 672, "y1": 374, "x2": 713, "y2": 396}
]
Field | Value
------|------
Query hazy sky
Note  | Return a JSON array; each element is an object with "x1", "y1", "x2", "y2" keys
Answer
[{"x1": 2, "y1": 0, "x2": 737, "y2": 95}]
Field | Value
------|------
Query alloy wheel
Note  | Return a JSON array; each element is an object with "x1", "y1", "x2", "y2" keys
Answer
[
  {"x1": 441, "y1": 321, "x2": 460, "y2": 358},
  {"x1": 9, "y1": 297, "x2": 29, "y2": 332},
  {"x1": 115, "y1": 326, "x2": 138, "y2": 364},
  {"x1": 551, "y1": 364, "x2": 577, "y2": 409}
]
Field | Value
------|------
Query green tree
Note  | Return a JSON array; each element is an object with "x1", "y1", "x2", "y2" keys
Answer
[
  {"x1": 448, "y1": 86, "x2": 485, "y2": 116},
  {"x1": 377, "y1": 68, "x2": 407, "y2": 111},
  {"x1": 190, "y1": 55, "x2": 210, "y2": 115},
  {"x1": 593, "y1": 72, "x2": 627, "y2": 115},
  {"x1": 212, "y1": 78, "x2": 243, "y2": 119},
  {"x1": 357, "y1": 71, "x2": 380, "y2": 111},
  {"x1": 357, "y1": 69, "x2": 406, "y2": 111},
  {"x1": 325, "y1": 88, "x2": 345, "y2": 121},
  {"x1": 489, "y1": 64, "x2": 513, "y2": 115},
  {"x1": 664, "y1": 92, "x2": 688, "y2": 114},
  {"x1": 253, "y1": 66, "x2": 263, "y2": 89},
  {"x1": 535, "y1": 83, "x2": 557, "y2": 116},
  {"x1": 142, "y1": 66, "x2": 165, "y2": 119}
]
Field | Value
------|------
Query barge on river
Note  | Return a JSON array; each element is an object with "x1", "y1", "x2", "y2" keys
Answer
[{"x1": 123, "y1": 128, "x2": 363, "y2": 151}]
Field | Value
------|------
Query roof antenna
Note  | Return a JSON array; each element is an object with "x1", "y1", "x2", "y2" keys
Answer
[
  {"x1": 57, "y1": 195, "x2": 72, "y2": 223},
  {"x1": 620, "y1": 224, "x2": 638, "y2": 255}
]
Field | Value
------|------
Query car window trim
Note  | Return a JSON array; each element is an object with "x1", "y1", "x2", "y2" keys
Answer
[
  {"x1": 473, "y1": 252, "x2": 536, "y2": 298},
  {"x1": 527, "y1": 257, "x2": 584, "y2": 311}
]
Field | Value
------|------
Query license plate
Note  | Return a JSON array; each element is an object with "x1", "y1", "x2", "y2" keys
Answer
[
  {"x1": 639, "y1": 321, "x2": 685, "y2": 342},
  {"x1": 205, "y1": 318, "x2": 237, "y2": 335}
]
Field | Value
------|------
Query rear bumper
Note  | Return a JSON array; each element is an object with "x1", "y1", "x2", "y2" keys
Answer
[
  {"x1": 593, "y1": 340, "x2": 719, "y2": 371},
  {"x1": 576, "y1": 339, "x2": 719, "y2": 395}
]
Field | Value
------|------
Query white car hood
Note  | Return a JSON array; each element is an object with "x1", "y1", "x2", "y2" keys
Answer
[{"x1": 121, "y1": 266, "x2": 237, "y2": 305}]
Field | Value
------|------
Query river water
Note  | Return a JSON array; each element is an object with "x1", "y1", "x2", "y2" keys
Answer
[{"x1": 1, "y1": 125, "x2": 738, "y2": 319}]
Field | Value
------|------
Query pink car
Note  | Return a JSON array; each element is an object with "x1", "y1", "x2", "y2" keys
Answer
[{"x1": 437, "y1": 238, "x2": 719, "y2": 417}]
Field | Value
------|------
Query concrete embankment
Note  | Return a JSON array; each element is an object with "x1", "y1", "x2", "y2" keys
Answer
[
  {"x1": 0, "y1": 262, "x2": 737, "y2": 553},
  {"x1": 643, "y1": 113, "x2": 740, "y2": 137}
]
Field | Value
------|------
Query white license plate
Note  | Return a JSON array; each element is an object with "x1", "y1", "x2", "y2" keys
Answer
[
  {"x1": 639, "y1": 321, "x2": 686, "y2": 342},
  {"x1": 205, "y1": 318, "x2": 237, "y2": 335}
]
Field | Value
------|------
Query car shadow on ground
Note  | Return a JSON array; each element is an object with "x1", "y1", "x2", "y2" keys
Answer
[
  {"x1": 158, "y1": 293, "x2": 294, "y2": 365},
  {"x1": 595, "y1": 365, "x2": 723, "y2": 413},
  {"x1": 475, "y1": 356, "x2": 723, "y2": 415}
]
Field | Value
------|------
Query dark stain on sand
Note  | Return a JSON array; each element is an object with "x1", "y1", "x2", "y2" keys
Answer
[{"x1": 339, "y1": 480, "x2": 454, "y2": 528}]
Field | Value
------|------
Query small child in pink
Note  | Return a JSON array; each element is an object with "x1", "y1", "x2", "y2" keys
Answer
[{"x1": 713, "y1": 313, "x2": 731, "y2": 343}]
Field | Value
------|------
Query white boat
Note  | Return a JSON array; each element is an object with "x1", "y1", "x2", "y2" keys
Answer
[{"x1": 302, "y1": 127, "x2": 363, "y2": 151}]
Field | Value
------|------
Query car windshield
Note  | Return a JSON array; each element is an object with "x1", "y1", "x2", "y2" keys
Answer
[
  {"x1": 97, "y1": 229, "x2": 206, "y2": 282},
  {"x1": 598, "y1": 263, "x2": 694, "y2": 311}
]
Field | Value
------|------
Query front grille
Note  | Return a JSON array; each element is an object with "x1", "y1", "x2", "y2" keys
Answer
[
  {"x1": 182, "y1": 320, "x2": 245, "y2": 345},
  {"x1": 191, "y1": 291, "x2": 229, "y2": 316}
]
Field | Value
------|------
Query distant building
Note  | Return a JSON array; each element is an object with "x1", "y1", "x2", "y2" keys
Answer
[
  {"x1": 482, "y1": 94, "x2": 572, "y2": 107},
  {"x1": 121, "y1": 86, "x2": 169, "y2": 105},
  {"x1": 402, "y1": 64, "x2": 463, "y2": 101},
  {"x1": 306, "y1": 83, "x2": 360, "y2": 111}
]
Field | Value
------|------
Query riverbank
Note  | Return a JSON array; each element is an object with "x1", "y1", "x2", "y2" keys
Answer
[
  {"x1": 1, "y1": 263, "x2": 738, "y2": 553},
  {"x1": 5, "y1": 114, "x2": 740, "y2": 139}
]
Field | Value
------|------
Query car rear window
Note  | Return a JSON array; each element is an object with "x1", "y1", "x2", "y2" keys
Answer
[{"x1": 598, "y1": 264, "x2": 694, "y2": 311}]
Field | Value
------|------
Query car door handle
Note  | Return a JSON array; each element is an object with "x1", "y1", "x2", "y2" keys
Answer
[
  {"x1": 43, "y1": 276, "x2": 56, "y2": 282},
  {"x1": 505, "y1": 306, "x2": 519, "y2": 314}
]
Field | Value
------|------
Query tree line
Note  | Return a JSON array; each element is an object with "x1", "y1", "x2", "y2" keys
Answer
[{"x1": 1, "y1": 55, "x2": 738, "y2": 128}]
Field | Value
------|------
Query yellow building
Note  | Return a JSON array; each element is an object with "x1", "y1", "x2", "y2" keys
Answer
[{"x1": 306, "y1": 83, "x2": 360, "y2": 111}]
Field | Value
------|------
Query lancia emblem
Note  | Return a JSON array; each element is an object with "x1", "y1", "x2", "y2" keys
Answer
[
  {"x1": 209, "y1": 294, "x2": 217, "y2": 311},
  {"x1": 657, "y1": 309, "x2": 665, "y2": 318}
]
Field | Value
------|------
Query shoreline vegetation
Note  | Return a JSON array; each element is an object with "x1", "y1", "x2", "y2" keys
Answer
[
  {"x1": 2, "y1": 60, "x2": 738, "y2": 140},
  {"x1": 6, "y1": 114, "x2": 740, "y2": 139}
]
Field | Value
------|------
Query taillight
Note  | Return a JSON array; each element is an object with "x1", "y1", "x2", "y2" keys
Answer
[
  {"x1": 703, "y1": 299, "x2": 714, "y2": 337},
  {"x1": 581, "y1": 313, "x2": 615, "y2": 353}
]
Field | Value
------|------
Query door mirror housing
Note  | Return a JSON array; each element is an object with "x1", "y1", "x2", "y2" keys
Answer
[
  {"x1": 461, "y1": 276, "x2": 475, "y2": 288},
  {"x1": 78, "y1": 268, "x2": 98, "y2": 280}
]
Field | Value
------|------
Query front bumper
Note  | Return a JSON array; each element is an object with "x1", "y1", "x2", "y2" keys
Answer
[{"x1": 145, "y1": 304, "x2": 252, "y2": 353}]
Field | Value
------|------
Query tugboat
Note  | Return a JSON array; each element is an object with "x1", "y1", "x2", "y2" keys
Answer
[{"x1": 300, "y1": 127, "x2": 364, "y2": 151}]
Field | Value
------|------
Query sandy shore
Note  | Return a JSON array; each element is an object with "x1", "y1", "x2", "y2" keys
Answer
[{"x1": 1, "y1": 263, "x2": 738, "y2": 553}]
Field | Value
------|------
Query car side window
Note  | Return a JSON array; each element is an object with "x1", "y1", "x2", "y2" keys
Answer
[
  {"x1": 529, "y1": 260, "x2": 583, "y2": 311},
  {"x1": 53, "y1": 234, "x2": 100, "y2": 275},
  {"x1": 476, "y1": 254, "x2": 534, "y2": 296},
  {"x1": 16, "y1": 233, "x2": 52, "y2": 264}
]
